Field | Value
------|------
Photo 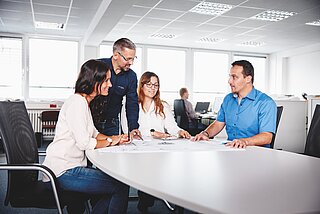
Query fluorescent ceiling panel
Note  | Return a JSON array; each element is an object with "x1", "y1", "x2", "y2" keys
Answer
[{"x1": 189, "y1": 2, "x2": 233, "y2": 16}]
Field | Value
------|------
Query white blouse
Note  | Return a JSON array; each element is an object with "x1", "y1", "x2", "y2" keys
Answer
[
  {"x1": 138, "y1": 101, "x2": 181, "y2": 137},
  {"x1": 42, "y1": 94, "x2": 98, "y2": 181}
]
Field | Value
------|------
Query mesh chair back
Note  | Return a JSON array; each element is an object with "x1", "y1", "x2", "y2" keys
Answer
[
  {"x1": 270, "y1": 106, "x2": 284, "y2": 149},
  {"x1": 0, "y1": 101, "x2": 39, "y2": 205},
  {"x1": 173, "y1": 99, "x2": 189, "y2": 130},
  {"x1": 304, "y1": 105, "x2": 320, "y2": 158}
]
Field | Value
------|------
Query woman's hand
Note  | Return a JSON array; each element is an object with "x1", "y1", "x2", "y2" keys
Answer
[
  {"x1": 152, "y1": 131, "x2": 171, "y2": 139},
  {"x1": 178, "y1": 130, "x2": 191, "y2": 139},
  {"x1": 111, "y1": 134, "x2": 130, "y2": 146}
]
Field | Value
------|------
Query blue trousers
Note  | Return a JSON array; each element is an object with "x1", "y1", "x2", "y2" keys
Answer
[
  {"x1": 57, "y1": 166, "x2": 129, "y2": 214},
  {"x1": 97, "y1": 118, "x2": 120, "y2": 136}
]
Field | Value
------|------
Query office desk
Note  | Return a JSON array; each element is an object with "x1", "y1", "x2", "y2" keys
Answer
[
  {"x1": 86, "y1": 141, "x2": 320, "y2": 214},
  {"x1": 198, "y1": 112, "x2": 216, "y2": 125}
]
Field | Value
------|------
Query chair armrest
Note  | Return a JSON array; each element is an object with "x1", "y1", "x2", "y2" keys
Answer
[
  {"x1": 38, "y1": 151, "x2": 47, "y2": 156},
  {"x1": 0, "y1": 163, "x2": 63, "y2": 214}
]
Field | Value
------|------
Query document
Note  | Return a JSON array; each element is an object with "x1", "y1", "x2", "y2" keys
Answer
[{"x1": 97, "y1": 138, "x2": 244, "y2": 153}]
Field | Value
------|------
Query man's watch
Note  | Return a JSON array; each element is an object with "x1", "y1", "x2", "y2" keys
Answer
[
  {"x1": 150, "y1": 129, "x2": 155, "y2": 136},
  {"x1": 201, "y1": 131, "x2": 210, "y2": 138}
]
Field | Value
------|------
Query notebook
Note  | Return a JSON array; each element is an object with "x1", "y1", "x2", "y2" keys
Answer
[{"x1": 194, "y1": 102, "x2": 210, "y2": 114}]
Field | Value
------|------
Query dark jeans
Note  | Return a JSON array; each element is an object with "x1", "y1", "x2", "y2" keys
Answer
[
  {"x1": 97, "y1": 118, "x2": 120, "y2": 136},
  {"x1": 47, "y1": 166, "x2": 129, "y2": 214}
]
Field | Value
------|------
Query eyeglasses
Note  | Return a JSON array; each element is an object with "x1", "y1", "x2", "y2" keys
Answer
[
  {"x1": 145, "y1": 82, "x2": 159, "y2": 89},
  {"x1": 117, "y1": 51, "x2": 137, "y2": 62}
]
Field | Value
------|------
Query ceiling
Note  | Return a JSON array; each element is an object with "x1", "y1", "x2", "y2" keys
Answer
[{"x1": 1, "y1": 0, "x2": 320, "y2": 54}]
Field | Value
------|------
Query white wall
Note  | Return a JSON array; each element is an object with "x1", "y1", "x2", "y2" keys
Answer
[
  {"x1": 287, "y1": 50, "x2": 320, "y2": 96},
  {"x1": 269, "y1": 43, "x2": 320, "y2": 97}
]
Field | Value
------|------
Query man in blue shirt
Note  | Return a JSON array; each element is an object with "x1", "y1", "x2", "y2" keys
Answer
[
  {"x1": 90, "y1": 38, "x2": 141, "y2": 139},
  {"x1": 194, "y1": 60, "x2": 276, "y2": 148}
]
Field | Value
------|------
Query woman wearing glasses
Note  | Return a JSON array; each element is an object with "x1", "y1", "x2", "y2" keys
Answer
[
  {"x1": 137, "y1": 71, "x2": 191, "y2": 139},
  {"x1": 136, "y1": 71, "x2": 190, "y2": 212}
]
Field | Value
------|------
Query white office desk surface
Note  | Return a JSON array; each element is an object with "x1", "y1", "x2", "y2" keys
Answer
[{"x1": 86, "y1": 142, "x2": 320, "y2": 214}]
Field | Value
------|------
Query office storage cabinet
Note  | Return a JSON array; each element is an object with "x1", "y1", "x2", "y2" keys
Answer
[{"x1": 274, "y1": 100, "x2": 307, "y2": 153}]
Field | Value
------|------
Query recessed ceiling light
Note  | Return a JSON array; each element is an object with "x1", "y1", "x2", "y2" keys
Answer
[
  {"x1": 238, "y1": 41, "x2": 265, "y2": 47},
  {"x1": 251, "y1": 10, "x2": 297, "y2": 22},
  {"x1": 197, "y1": 37, "x2": 225, "y2": 43},
  {"x1": 149, "y1": 33, "x2": 176, "y2": 39},
  {"x1": 306, "y1": 19, "x2": 320, "y2": 26},
  {"x1": 35, "y1": 21, "x2": 65, "y2": 30},
  {"x1": 189, "y1": 2, "x2": 233, "y2": 16}
]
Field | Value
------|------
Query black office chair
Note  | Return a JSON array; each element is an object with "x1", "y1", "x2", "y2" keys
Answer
[
  {"x1": 173, "y1": 99, "x2": 189, "y2": 130},
  {"x1": 270, "y1": 106, "x2": 284, "y2": 149},
  {"x1": 304, "y1": 104, "x2": 320, "y2": 158},
  {"x1": 173, "y1": 99, "x2": 203, "y2": 136},
  {"x1": 0, "y1": 101, "x2": 89, "y2": 214}
]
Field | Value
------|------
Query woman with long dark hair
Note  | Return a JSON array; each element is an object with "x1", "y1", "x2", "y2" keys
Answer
[{"x1": 42, "y1": 59, "x2": 129, "y2": 213}]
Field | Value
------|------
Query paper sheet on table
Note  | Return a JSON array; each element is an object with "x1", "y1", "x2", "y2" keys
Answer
[{"x1": 97, "y1": 138, "x2": 244, "y2": 153}]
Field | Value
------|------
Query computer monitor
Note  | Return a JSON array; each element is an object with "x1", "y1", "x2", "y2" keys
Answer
[{"x1": 195, "y1": 102, "x2": 210, "y2": 114}]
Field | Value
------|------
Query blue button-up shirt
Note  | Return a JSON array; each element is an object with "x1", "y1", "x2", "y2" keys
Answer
[{"x1": 217, "y1": 88, "x2": 276, "y2": 147}]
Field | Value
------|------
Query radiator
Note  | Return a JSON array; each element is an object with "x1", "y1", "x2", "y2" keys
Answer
[
  {"x1": 27, "y1": 110, "x2": 42, "y2": 133},
  {"x1": 27, "y1": 110, "x2": 55, "y2": 138}
]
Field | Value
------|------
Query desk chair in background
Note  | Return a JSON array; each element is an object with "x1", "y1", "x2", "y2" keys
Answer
[
  {"x1": 173, "y1": 99, "x2": 204, "y2": 136},
  {"x1": 304, "y1": 104, "x2": 320, "y2": 158},
  {"x1": 0, "y1": 101, "x2": 89, "y2": 214},
  {"x1": 173, "y1": 99, "x2": 189, "y2": 130},
  {"x1": 270, "y1": 106, "x2": 284, "y2": 149},
  {"x1": 40, "y1": 110, "x2": 59, "y2": 145}
]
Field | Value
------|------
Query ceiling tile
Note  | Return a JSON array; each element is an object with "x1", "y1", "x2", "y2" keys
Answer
[
  {"x1": 235, "y1": 19, "x2": 270, "y2": 28},
  {"x1": 0, "y1": 0, "x2": 31, "y2": 12},
  {"x1": 146, "y1": 8, "x2": 184, "y2": 20},
  {"x1": 134, "y1": 0, "x2": 162, "y2": 8},
  {"x1": 32, "y1": 0, "x2": 70, "y2": 7},
  {"x1": 223, "y1": 6, "x2": 265, "y2": 18},
  {"x1": 195, "y1": 24, "x2": 226, "y2": 32},
  {"x1": 138, "y1": 17, "x2": 171, "y2": 27},
  {"x1": 119, "y1": 15, "x2": 142, "y2": 24},
  {"x1": 126, "y1": 6, "x2": 151, "y2": 17},
  {"x1": 207, "y1": 16, "x2": 245, "y2": 25},
  {"x1": 34, "y1": 14, "x2": 66, "y2": 23},
  {"x1": 219, "y1": 26, "x2": 252, "y2": 35},
  {"x1": 156, "y1": 0, "x2": 199, "y2": 11},
  {"x1": 33, "y1": 4, "x2": 69, "y2": 17},
  {"x1": 177, "y1": 12, "x2": 214, "y2": 23},
  {"x1": 166, "y1": 20, "x2": 200, "y2": 30}
]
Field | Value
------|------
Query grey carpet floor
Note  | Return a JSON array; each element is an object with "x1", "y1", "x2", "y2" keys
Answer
[{"x1": 0, "y1": 142, "x2": 196, "y2": 214}]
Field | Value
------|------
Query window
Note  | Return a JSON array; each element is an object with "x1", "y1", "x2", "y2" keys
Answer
[
  {"x1": 29, "y1": 38, "x2": 78, "y2": 100},
  {"x1": 193, "y1": 51, "x2": 229, "y2": 102},
  {"x1": 100, "y1": 44, "x2": 142, "y2": 78},
  {"x1": 147, "y1": 48, "x2": 186, "y2": 103},
  {"x1": 0, "y1": 37, "x2": 22, "y2": 99},
  {"x1": 233, "y1": 55, "x2": 266, "y2": 92}
]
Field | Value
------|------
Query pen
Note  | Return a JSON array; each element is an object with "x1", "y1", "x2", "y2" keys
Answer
[{"x1": 128, "y1": 130, "x2": 130, "y2": 141}]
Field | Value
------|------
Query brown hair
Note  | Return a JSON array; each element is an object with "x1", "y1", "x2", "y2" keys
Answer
[
  {"x1": 179, "y1": 87, "x2": 188, "y2": 97},
  {"x1": 138, "y1": 71, "x2": 165, "y2": 118}
]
